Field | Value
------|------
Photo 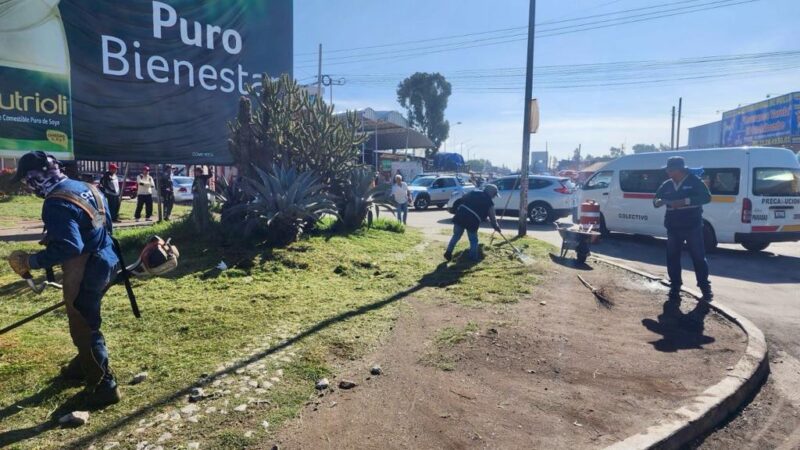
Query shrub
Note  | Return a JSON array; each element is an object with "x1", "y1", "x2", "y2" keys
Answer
[
  {"x1": 220, "y1": 165, "x2": 337, "y2": 245},
  {"x1": 336, "y1": 167, "x2": 395, "y2": 231}
]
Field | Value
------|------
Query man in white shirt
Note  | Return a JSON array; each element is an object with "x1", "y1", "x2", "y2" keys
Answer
[
  {"x1": 391, "y1": 174, "x2": 412, "y2": 224},
  {"x1": 134, "y1": 166, "x2": 155, "y2": 222}
]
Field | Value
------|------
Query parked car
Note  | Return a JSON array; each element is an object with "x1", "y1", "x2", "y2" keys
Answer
[
  {"x1": 448, "y1": 175, "x2": 577, "y2": 224},
  {"x1": 578, "y1": 147, "x2": 800, "y2": 252},
  {"x1": 409, "y1": 175, "x2": 475, "y2": 210}
]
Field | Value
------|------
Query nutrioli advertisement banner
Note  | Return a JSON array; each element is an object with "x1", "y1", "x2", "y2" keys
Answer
[{"x1": 0, "y1": 0, "x2": 293, "y2": 163}]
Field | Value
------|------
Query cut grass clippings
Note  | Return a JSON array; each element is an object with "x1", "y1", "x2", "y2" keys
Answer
[{"x1": 0, "y1": 217, "x2": 549, "y2": 449}]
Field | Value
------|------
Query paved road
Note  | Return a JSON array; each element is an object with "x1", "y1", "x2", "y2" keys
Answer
[{"x1": 408, "y1": 208, "x2": 800, "y2": 360}]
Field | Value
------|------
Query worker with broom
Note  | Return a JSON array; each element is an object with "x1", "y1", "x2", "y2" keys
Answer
[
  {"x1": 7, "y1": 151, "x2": 122, "y2": 407},
  {"x1": 444, "y1": 184, "x2": 502, "y2": 262},
  {"x1": 653, "y1": 156, "x2": 713, "y2": 302}
]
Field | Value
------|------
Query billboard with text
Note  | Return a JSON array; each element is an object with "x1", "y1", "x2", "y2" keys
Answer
[{"x1": 0, "y1": 0, "x2": 292, "y2": 163}]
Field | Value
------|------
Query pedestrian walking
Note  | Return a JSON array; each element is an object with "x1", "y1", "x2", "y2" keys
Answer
[
  {"x1": 99, "y1": 163, "x2": 121, "y2": 222},
  {"x1": 653, "y1": 156, "x2": 713, "y2": 301},
  {"x1": 8, "y1": 151, "x2": 121, "y2": 407},
  {"x1": 445, "y1": 184, "x2": 502, "y2": 262},
  {"x1": 134, "y1": 165, "x2": 155, "y2": 222},
  {"x1": 160, "y1": 164, "x2": 175, "y2": 221},
  {"x1": 391, "y1": 174, "x2": 412, "y2": 224}
]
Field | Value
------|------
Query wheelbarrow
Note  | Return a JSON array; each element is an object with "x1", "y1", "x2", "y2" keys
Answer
[{"x1": 555, "y1": 223, "x2": 601, "y2": 264}]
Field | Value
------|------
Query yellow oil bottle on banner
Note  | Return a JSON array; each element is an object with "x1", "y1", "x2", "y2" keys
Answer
[{"x1": 0, "y1": 0, "x2": 74, "y2": 159}]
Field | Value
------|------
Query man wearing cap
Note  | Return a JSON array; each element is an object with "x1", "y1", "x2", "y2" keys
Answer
[
  {"x1": 99, "y1": 163, "x2": 121, "y2": 222},
  {"x1": 134, "y1": 166, "x2": 155, "y2": 222},
  {"x1": 445, "y1": 184, "x2": 502, "y2": 262},
  {"x1": 654, "y1": 156, "x2": 713, "y2": 301},
  {"x1": 7, "y1": 151, "x2": 121, "y2": 407}
]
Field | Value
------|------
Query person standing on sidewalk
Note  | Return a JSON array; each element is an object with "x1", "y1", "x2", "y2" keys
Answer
[
  {"x1": 99, "y1": 163, "x2": 121, "y2": 222},
  {"x1": 445, "y1": 184, "x2": 502, "y2": 262},
  {"x1": 391, "y1": 174, "x2": 412, "y2": 224},
  {"x1": 134, "y1": 166, "x2": 155, "y2": 222},
  {"x1": 653, "y1": 156, "x2": 713, "y2": 301},
  {"x1": 159, "y1": 164, "x2": 175, "y2": 221},
  {"x1": 7, "y1": 151, "x2": 121, "y2": 407}
]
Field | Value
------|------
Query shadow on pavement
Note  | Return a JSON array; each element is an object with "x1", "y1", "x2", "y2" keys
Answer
[
  {"x1": 590, "y1": 233, "x2": 800, "y2": 285},
  {"x1": 642, "y1": 297, "x2": 714, "y2": 352},
  {"x1": 548, "y1": 253, "x2": 594, "y2": 271}
]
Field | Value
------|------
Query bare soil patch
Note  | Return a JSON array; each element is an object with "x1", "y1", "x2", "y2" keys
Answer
[{"x1": 275, "y1": 261, "x2": 747, "y2": 449}]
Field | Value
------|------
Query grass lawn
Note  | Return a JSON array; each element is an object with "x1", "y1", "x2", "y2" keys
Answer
[
  {"x1": 0, "y1": 218, "x2": 551, "y2": 449},
  {"x1": 0, "y1": 195, "x2": 191, "y2": 228}
]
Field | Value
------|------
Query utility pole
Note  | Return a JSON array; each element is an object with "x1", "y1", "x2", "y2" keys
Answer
[
  {"x1": 670, "y1": 106, "x2": 676, "y2": 149},
  {"x1": 316, "y1": 44, "x2": 323, "y2": 100},
  {"x1": 519, "y1": 0, "x2": 536, "y2": 237},
  {"x1": 676, "y1": 97, "x2": 683, "y2": 149}
]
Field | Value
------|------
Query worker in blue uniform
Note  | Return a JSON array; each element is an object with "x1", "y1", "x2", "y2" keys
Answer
[
  {"x1": 653, "y1": 156, "x2": 713, "y2": 301},
  {"x1": 445, "y1": 184, "x2": 502, "y2": 261},
  {"x1": 8, "y1": 151, "x2": 121, "y2": 407}
]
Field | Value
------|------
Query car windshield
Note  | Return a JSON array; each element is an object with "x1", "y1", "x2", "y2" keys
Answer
[{"x1": 411, "y1": 177, "x2": 435, "y2": 187}]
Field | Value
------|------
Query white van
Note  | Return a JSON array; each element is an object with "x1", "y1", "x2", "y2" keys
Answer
[{"x1": 578, "y1": 147, "x2": 800, "y2": 251}]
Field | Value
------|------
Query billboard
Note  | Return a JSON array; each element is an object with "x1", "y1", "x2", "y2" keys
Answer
[
  {"x1": 0, "y1": 0, "x2": 292, "y2": 163},
  {"x1": 722, "y1": 92, "x2": 800, "y2": 147}
]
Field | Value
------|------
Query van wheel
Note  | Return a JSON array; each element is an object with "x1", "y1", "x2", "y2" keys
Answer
[
  {"x1": 528, "y1": 202, "x2": 554, "y2": 224},
  {"x1": 703, "y1": 221, "x2": 718, "y2": 253},
  {"x1": 742, "y1": 241, "x2": 769, "y2": 252}
]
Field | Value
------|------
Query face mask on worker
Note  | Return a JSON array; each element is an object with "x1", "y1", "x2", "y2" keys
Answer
[{"x1": 24, "y1": 165, "x2": 66, "y2": 198}]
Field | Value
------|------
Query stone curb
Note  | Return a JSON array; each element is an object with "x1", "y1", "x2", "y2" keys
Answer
[{"x1": 594, "y1": 256, "x2": 769, "y2": 450}]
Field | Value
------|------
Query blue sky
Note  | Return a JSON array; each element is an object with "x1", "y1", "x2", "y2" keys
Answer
[{"x1": 293, "y1": 0, "x2": 799, "y2": 168}]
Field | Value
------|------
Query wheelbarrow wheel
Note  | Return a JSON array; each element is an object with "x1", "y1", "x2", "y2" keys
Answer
[{"x1": 576, "y1": 242, "x2": 590, "y2": 264}]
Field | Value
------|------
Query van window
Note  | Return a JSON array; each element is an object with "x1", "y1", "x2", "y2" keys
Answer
[
  {"x1": 753, "y1": 168, "x2": 800, "y2": 197},
  {"x1": 583, "y1": 170, "x2": 613, "y2": 190},
  {"x1": 701, "y1": 168, "x2": 740, "y2": 195},
  {"x1": 619, "y1": 170, "x2": 667, "y2": 193}
]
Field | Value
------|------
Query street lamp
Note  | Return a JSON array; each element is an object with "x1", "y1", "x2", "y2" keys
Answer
[{"x1": 444, "y1": 121, "x2": 462, "y2": 152}]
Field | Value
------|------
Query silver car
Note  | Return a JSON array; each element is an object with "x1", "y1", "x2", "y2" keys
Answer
[
  {"x1": 447, "y1": 175, "x2": 577, "y2": 224},
  {"x1": 408, "y1": 175, "x2": 474, "y2": 210}
]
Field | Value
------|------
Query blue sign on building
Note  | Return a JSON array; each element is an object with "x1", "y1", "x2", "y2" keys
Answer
[{"x1": 722, "y1": 92, "x2": 800, "y2": 147}]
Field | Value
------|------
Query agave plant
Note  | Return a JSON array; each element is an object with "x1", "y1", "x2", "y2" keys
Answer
[
  {"x1": 336, "y1": 167, "x2": 395, "y2": 231},
  {"x1": 221, "y1": 165, "x2": 338, "y2": 245}
]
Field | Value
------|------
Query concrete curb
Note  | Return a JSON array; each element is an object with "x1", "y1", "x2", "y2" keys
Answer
[{"x1": 595, "y1": 256, "x2": 770, "y2": 450}]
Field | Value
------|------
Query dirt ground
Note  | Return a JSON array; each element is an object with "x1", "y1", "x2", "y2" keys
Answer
[
  {"x1": 692, "y1": 346, "x2": 800, "y2": 450},
  {"x1": 274, "y1": 261, "x2": 747, "y2": 449}
]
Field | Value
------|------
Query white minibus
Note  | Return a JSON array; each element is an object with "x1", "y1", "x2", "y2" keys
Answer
[{"x1": 579, "y1": 147, "x2": 800, "y2": 251}]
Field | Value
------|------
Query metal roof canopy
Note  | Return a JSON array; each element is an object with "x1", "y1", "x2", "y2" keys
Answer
[{"x1": 349, "y1": 108, "x2": 435, "y2": 150}]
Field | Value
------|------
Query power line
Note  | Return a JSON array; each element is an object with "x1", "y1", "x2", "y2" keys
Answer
[
  {"x1": 294, "y1": 0, "x2": 758, "y2": 69},
  {"x1": 294, "y1": 0, "x2": 711, "y2": 57}
]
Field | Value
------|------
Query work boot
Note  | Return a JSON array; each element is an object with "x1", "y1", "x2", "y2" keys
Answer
[
  {"x1": 59, "y1": 356, "x2": 85, "y2": 382},
  {"x1": 86, "y1": 379, "x2": 121, "y2": 408},
  {"x1": 443, "y1": 250, "x2": 453, "y2": 261}
]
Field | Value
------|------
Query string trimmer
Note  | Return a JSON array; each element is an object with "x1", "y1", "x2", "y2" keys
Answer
[{"x1": 1, "y1": 236, "x2": 179, "y2": 336}]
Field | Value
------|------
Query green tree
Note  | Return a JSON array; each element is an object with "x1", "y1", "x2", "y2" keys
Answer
[
  {"x1": 396, "y1": 72, "x2": 452, "y2": 155},
  {"x1": 632, "y1": 143, "x2": 658, "y2": 154},
  {"x1": 609, "y1": 146, "x2": 625, "y2": 158}
]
